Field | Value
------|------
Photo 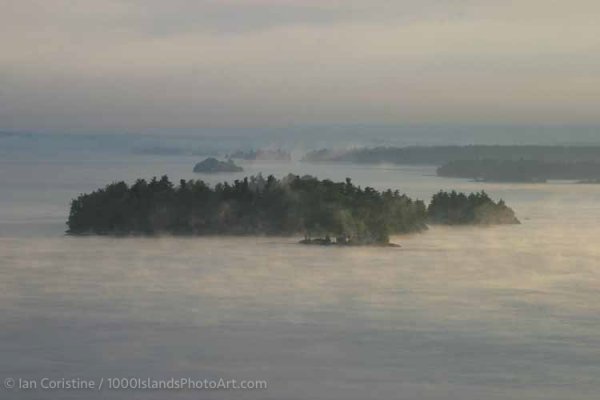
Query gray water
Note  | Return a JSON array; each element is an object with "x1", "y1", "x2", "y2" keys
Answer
[{"x1": 2, "y1": 153, "x2": 600, "y2": 399}]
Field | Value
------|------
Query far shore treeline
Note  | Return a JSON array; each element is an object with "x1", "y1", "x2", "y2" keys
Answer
[
  {"x1": 303, "y1": 146, "x2": 600, "y2": 184},
  {"x1": 437, "y1": 159, "x2": 600, "y2": 182},
  {"x1": 67, "y1": 175, "x2": 519, "y2": 244},
  {"x1": 304, "y1": 146, "x2": 600, "y2": 165}
]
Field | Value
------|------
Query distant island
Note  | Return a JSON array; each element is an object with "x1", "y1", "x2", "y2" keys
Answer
[
  {"x1": 303, "y1": 146, "x2": 600, "y2": 165},
  {"x1": 193, "y1": 158, "x2": 243, "y2": 173},
  {"x1": 66, "y1": 175, "x2": 519, "y2": 245},
  {"x1": 437, "y1": 159, "x2": 600, "y2": 182},
  {"x1": 228, "y1": 149, "x2": 291, "y2": 161}
]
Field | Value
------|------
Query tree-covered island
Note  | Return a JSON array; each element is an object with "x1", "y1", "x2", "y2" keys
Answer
[
  {"x1": 428, "y1": 190, "x2": 519, "y2": 225},
  {"x1": 67, "y1": 175, "x2": 519, "y2": 245},
  {"x1": 193, "y1": 157, "x2": 243, "y2": 173}
]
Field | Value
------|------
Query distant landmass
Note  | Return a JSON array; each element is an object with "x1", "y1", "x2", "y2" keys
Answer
[
  {"x1": 303, "y1": 146, "x2": 600, "y2": 165},
  {"x1": 577, "y1": 178, "x2": 600, "y2": 184},
  {"x1": 228, "y1": 149, "x2": 291, "y2": 161},
  {"x1": 0, "y1": 131, "x2": 26, "y2": 138},
  {"x1": 437, "y1": 159, "x2": 600, "y2": 182},
  {"x1": 66, "y1": 175, "x2": 519, "y2": 245},
  {"x1": 193, "y1": 158, "x2": 243, "y2": 173}
]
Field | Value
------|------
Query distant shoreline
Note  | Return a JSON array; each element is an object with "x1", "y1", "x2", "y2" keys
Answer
[
  {"x1": 303, "y1": 146, "x2": 600, "y2": 183},
  {"x1": 303, "y1": 145, "x2": 600, "y2": 165}
]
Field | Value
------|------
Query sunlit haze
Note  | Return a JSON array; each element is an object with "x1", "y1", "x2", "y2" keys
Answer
[{"x1": 2, "y1": 1, "x2": 600, "y2": 133}]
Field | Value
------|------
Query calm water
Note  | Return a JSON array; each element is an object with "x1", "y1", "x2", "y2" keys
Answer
[{"x1": 2, "y1": 154, "x2": 600, "y2": 399}]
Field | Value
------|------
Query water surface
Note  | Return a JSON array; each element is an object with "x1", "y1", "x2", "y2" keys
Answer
[{"x1": 1, "y1": 154, "x2": 600, "y2": 399}]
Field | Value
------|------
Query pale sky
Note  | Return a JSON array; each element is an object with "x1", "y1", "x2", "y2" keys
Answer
[{"x1": 1, "y1": 0, "x2": 600, "y2": 133}]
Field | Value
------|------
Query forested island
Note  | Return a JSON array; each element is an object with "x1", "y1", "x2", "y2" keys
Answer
[
  {"x1": 437, "y1": 160, "x2": 600, "y2": 182},
  {"x1": 428, "y1": 191, "x2": 519, "y2": 225},
  {"x1": 193, "y1": 158, "x2": 243, "y2": 173},
  {"x1": 67, "y1": 175, "x2": 519, "y2": 245},
  {"x1": 304, "y1": 146, "x2": 600, "y2": 165}
]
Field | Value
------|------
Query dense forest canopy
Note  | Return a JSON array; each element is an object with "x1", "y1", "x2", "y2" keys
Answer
[
  {"x1": 303, "y1": 146, "x2": 600, "y2": 165},
  {"x1": 67, "y1": 175, "x2": 519, "y2": 244},
  {"x1": 428, "y1": 191, "x2": 520, "y2": 225}
]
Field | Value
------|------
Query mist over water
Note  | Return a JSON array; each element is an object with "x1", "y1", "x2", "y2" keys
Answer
[{"x1": 2, "y1": 150, "x2": 600, "y2": 399}]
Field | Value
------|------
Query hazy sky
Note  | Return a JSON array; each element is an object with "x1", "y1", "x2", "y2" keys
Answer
[{"x1": 2, "y1": 0, "x2": 600, "y2": 133}]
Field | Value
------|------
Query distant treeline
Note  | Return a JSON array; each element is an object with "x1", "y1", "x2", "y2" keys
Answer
[
  {"x1": 228, "y1": 149, "x2": 291, "y2": 161},
  {"x1": 303, "y1": 146, "x2": 600, "y2": 165},
  {"x1": 67, "y1": 175, "x2": 519, "y2": 244},
  {"x1": 437, "y1": 159, "x2": 600, "y2": 182}
]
